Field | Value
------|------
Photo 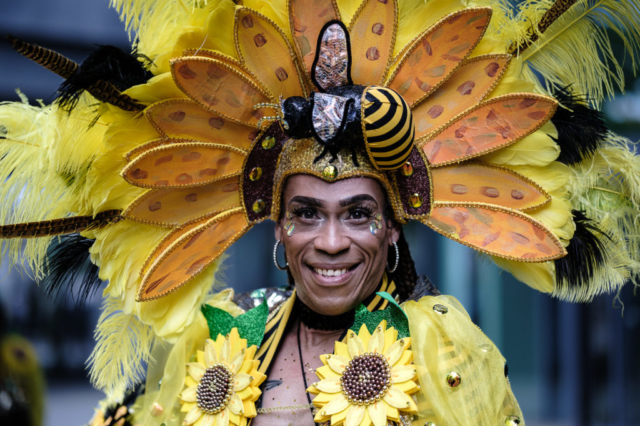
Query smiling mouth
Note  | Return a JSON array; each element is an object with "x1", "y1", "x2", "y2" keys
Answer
[{"x1": 309, "y1": 264, "x2": 359, "y2": 278}]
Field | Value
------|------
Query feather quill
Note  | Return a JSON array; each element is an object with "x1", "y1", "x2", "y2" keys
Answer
[{"x1": 88, "y1": 296, "x2": 155, "y2": 398}]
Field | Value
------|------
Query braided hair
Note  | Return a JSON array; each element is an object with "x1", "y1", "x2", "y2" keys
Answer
[{"x1": 387, "y1": 228, "x2": 418, "y2": 302}]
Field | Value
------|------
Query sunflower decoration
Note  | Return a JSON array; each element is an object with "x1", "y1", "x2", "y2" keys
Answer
[
  {"x1": 308, "y1": 320, "x2": 418, "y2": 426},
  {"x1": 180, "y1": 328, "x2": 265, "y2": 426}
]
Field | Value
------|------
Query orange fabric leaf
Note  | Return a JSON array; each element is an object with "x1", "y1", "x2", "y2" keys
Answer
[
  {"x1": 122, "y1": 142, "x2": 246, "y2": 189},
  {"x1": 235, "y1": 8, "x2": 307, "y2": 99},
  {"x1": 138, "y1": 209, "x2": 249, "y2": 301},
  {"x1": 412, "y1": 54, "x2": 511, "y2": 139},
  {"x1": 425, "y1": 202, "x2": 566, "y2": 262},
  {"x1": 122, "y1": 175, "x2": 242, "y2": 227},
  {"x1": 348, "y1": 0, "x2": 397, "y2": 85},
  {"x1": 431, "y1": 163, "x2": 550, "y2": 211},
  {"x1": 387, "y1": 8, "x2": 491, "y2": 107},
  {"x1": 421, "y1": 94, "x2": 557, "y2": 166},
  {"x1": 171, "y1": 57, "x2": 271, "y2": 126},
  {"x1": 146, "y1": 99, "x2": 259, "y2": 151}
]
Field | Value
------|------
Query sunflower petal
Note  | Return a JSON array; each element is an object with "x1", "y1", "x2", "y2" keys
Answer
[
  {"x1": 204, "y1": 339, "x2": 218, "y2": 368},
  {"x1": 321, "y1": 393, "x2": 350, "y2": 415},
  {"x1": 221, "y1": 338, "x2": 231, "y2": 364},
  {"x1": 384, "y1": 337, "x2": 409, "y2": 366},
  {"x1": 183, "y1": 405, "x2": 203, "y2": 425},
  {"x1": 391, "y1": 365, "x2": 416, "y2": 383},
  {"x1": 367, "y1": 401, "x2": 387, "y2": 426},
  {"x1": 217, "y1": 408, "x2": 230, "y2": 426},
  {"x1": 229, "y1": 349, "x2": 246, "y2": 374},
  {"x1": 347, "y1": 331, "x2": 365, "y2": 358},
  {"x1": 233, "y1": 373, "x2": 253, "y2": 392},
  {"x1": 201, "y1": 414, "x2": 216, "y2": 426},
  {"x1": 383, "y1": 385, "x2": 415, "y2": 411},
  {"x1": 187, "y1": 362, "x2": 206, "y2": 382},
  {"x1": 315, "y1": 376, "x2": 342, "y2": 393},
  {"x1": 367, "y1": 323, "x2": 385, "y2": 354},
  {"x1": 326, "y1": 354, "x2": 349, "y2": 375},
  {"x1": 346, "y1": 404, "x2": 366, "y2": 426},
  {"x1": 228, "y1": 394, "x2": 244, "y2": 415},
  {"x1": 181, "y1": 385, "x2": 198, "y2": 403}
]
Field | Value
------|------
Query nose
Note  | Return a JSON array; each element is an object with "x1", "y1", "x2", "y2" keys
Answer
[{"x1": 313, "y1": 218, "x2": 350, "y2": 255}]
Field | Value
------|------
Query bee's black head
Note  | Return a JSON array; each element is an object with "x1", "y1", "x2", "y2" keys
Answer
[{"x1": 282, "y1": 96, "x2": 313, "y2": 139}]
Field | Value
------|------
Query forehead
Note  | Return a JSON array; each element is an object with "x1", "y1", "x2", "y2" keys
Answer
[{"x1": 283, "y1": 175, "x2": 386, "y2": 203}]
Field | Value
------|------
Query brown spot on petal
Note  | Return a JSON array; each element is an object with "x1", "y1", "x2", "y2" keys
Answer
[
  {"x1": 532, "y1": 223, "x2": 547, "y2": 240},
  {"x1": 217, "y1": 156, "x2": 231, "y2": 166},
  {"x1": 148, "y1": 201, "x2": 162, "y2": 212},
  {"x1": 185, "y1": 193, "x2": 198, "y2": 202},
  {"x1": 449, "y1": 35, "x2": 460, "y2": 42},
  {"x1": 414, "y1": 77, "x2": 431, "y2": 93},
  {"x1": 521, "y1": 253, "x2": 538, "y2": 259},
  {"x1": 481, "y1": 186, "x2": 500, "y2": 198},
  {"x1": 176, "y1": 173, "x2": 193, "y2": 184},
  {"x1": 201, "y1": 94, "x2": 219, "y2": 106},
  {"x1": 510, "y1": 232, "x2": 530, "y2": 245},
  {"x1": 448, "y1": 15, "x2": 462, "y2": 24},
  {"x1": 186, "y1": 257, "x2": 209, "y2": 275},
  {"x1": 535, "y1": 243, "x2": 553, "y2": 255},
  {"x1": 422, "y1": 40, "x2": 432, "y2": 56},
  {"x1": 200, "y1": 169, "x2": 217, "y2": 177},
  {"x1": 431, "y1": 26, "x2": 444, "y2": 41},
  {"x1": 451, "y1": 184, "x2": 468, "y2": 194},
  {"x1": 183, "y1": 233, "x2": 203, "y2": 250},
  {"x1": 168, "y1": 111, "x2": 185, "y2": 121},
  {"x1": 178, "y1": 64, "x2": 197, "y2": 79},
  {"x1": 209, "y1": 117, "x2": 225, "y2": 130},
  {"x1": 207, "y1": 64, "x2": 227, "y2": 79},
  {"x1": 366, "y1": 47, "x2": 380, "y2": 61},
  {"x1": 465, "y1": 145, "x2": 477, "y2": 156},
  {"x1": 482, "y1": 232, "x2": 500, "y2": 247},
  {"x1": 424, "y1": 65, "x2": 446, "y2": 78},
  {"x1": 511, "y1": 190, "x2": 525, "y2": 200},
  {"x1": 484, "y1": 62, "x2": 500, "y2": 77},
  {"x1": 275, "y1": 67, "x2": 289, "y2": 81},
  {"x1": 457, "y1": 80, "x2": 475, "y2": 95},
  {"x1": 455, "y1": 126, "x2": 468, "y2": 138},
  {"x1": 222, "y1": 183, "x2": 239, "y2": 192},
  {"x1": 429, "y1": 140, "x2": 442, "y2": 159},
  {"x1": 155, "y1": 155, "x2": 173, "y2": 166},
  {"x1": 225, "y1": 94, "x2": 243, "y2": 108},
  {"x1": 494, "y1": 125, "x2": 512, "y2": 139},
  {"x1": 145, "y1": 274, "x2": 169, "y2": 294},
  {"x1": 292, "y1": 17, "x2": 307, "y2": 32},
  {"x1": 486, "y1": 109, "x2": 499, "y2": 122},
  {"x1": 453, "y1": 211, "x2": 469, "y2": 224},
  {"x1": 428, "y1": 105, "x2": 444, "y2": 118},
  {"x1": 518, "y1": 98, "x2": 537, "y2": 109},
  {"x1": 378, "y1": 0, "x2": 388, "y2": 3},
  {"x1": 131, "y1": 169, "x2": 148, "y2": 180},
  {"x1": 242, "y1": 15, "x2": 254, "y2": 28},
  {"x1": 182, "y1": 152, "x2": 201, "y2": 162},
  {"x1": 372, "y1": 23, "x2": 384, "y2": 35},
  {"x1": 528, "y1": 111, "x2": 547, "y2": 120},
  {"x1": 254, "y1": 34, "x2": 267, "y2": 47},
  {"x1": 442, "y1": 54, "x2": 462, "y2": 62}
]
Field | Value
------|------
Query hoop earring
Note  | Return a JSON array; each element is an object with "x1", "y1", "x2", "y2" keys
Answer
[
  {"x1": 273, "y1": 240, "x2": 289, "y2": 271},
  {"x1": 387, "y1": 241, "x2": 399, "y2": 273}
]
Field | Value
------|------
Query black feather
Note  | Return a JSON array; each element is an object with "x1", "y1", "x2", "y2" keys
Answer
[
  {"x1": 550, "y1": 86, "x2": 608, "y2": 165},
  {"x1": 41, "y1": 234, "x2": 103, "y2": 305},
  {"x1": 56, "y1": 45, "x2": 153, "y2": 111},
  {"x1": 555, "y1": 210, "x2": 611, "y2": 289}
]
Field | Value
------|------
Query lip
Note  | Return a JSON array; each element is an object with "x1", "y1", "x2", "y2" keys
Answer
[{"x1": 306, "y1": 262, "x2": 361, "y2": 287}]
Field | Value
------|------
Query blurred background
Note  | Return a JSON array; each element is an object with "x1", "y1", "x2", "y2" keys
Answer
[{"x1": 0, "y1": 0, "x2": 639, "y2": 425}]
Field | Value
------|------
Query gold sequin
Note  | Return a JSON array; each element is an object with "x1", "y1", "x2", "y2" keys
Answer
[
  {"x1": 262, "y1": 136, "x2": 276, "y2": 149},
  {"x1": 252, "y1": 199, "x2": 266, "y2": 213},
  {"x1": 323, "y1": 165, "x2": 337, "y2": 180},
  {"x1": 409, "y1": 193, "x2": 423, "y2": 208},
  {"x1": 401, "y1": 162, "x2": 414, "y2": 177},
  {"x1": 433, "y1": 304, "x2": 448, "y2": 314},
  {"x1": 446, "y1": 371, "x2": 461, "y2": 387},
  {"x1": 249, "y1": 167, "x2": 263, "y2": 181},
  {"x1": 504, "y1": 416, "x2": 521, "y2": 426}
]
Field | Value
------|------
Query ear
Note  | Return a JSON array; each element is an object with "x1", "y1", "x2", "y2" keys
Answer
[
  {"x1": 274, "y1": 219, "x2": 284, "y2": 242},
  {"x1": 386, "y1": 219, "x2": 401, "y2": 246},
  {"x1": 311, "y1": 20, "x2": 353, "y2": 91}
]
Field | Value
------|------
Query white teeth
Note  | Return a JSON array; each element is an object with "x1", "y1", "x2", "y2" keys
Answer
[{"x1": 314, "y1": 268, "x2": 348, "y2": 277}]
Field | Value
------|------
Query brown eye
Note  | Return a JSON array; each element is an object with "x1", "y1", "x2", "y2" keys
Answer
[{"x1": 348, "y1": 207, "x2": 373, "y2": 221}]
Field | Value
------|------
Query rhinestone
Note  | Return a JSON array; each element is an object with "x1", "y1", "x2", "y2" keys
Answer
[
  {"x1": 287, "y1": 224, "x2": 295, "y2": 236},
  {"x1": 409, "y1": 193, "x2": 423, "y2": 208},
  {"x1": 284, "y1": 220, "x2": 293, "y2": 230},
  {"x1": 322, "y1": 165, "x2": 337, "y2": 180},
  {"x1": 375, "y1": 220, "x2": 382, "y2": 229},
  {"x1": 401, "y1": 162, "x2": 414, "y2": 177},
  {"x1": 262, "y1": 136, "x2": 276, "y2": 149},
  {"x1": 433, "y1": 304, "x2": 448, "y2": 314},
  {"x1": 249, "y1": 167, "x2": 263, "y2": 181},
  {"x1": 446, "y1": 371, "x2": 461, "y2": 387},
  {"x1": 370, "y1": 222, "x2": 379, "y2": 235},
  {"x1": 252, "y1": 199, "x2": 266, "y2": 213},
  {"x1": 375, "y1": 213, "x2": 382, "y2": 221},
  {"x1": 505, "y1": 416, "x2": 521, "y2": 426},
  {"x1": 424, "y1": 423, "x2": 436, "y2": 426},
  {"x1": 285, "y1": 211, "x2": 293, "y2": 220}
]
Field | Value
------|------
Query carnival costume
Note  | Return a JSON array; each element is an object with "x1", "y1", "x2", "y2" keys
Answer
[{"x1": 1, "y1": 0, "x2": 640, "y2": 425}]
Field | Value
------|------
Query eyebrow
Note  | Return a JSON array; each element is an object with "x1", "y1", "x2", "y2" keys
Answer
[
  {"x1": 289, "y1": 196, "x2": 323, "y2": 207},
  {"x1": 339, "y1": 194, "x2": 378, "y2": 207}
]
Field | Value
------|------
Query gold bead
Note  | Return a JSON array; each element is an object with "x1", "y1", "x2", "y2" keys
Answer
[
  {"x1": 446, "y1": 371, "x2": 461, "y2": 387},
  {"x1": 252, "y1": 199, "x2": 266, "y2": 213},
  {"x1": 505, "y1": 416, "x2": 521, "y2": 426},
  {"x1": 425, "y1": 423, "x2": 436, "y2": 426},
  {"x1": 262, "y1": 136, "x2": 276, "y2": 149},
  {"x1": 401, "y1": 161, "x2": 414, "y2": 177},
  {"x1": 249, "y1": 167, "x2": 263, "y2": 181},
  {"x1": 322, "y1": 165, "x2": 337, "y2": 180},
  {"x1": 433, "y1": 304, "x2": 448, "y2": 314},
  {"x1": 409, "y1": 193, "x2": 423, "y2": 208}
]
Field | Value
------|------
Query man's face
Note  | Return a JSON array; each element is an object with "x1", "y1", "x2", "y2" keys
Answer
[{"x1": 275, "y1": 175, "x2": 399, "y2": 316}]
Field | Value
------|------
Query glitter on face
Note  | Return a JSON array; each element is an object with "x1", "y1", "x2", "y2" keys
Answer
[
  {"x1": 196, "y1": 364, "x2": 234, "y2": 414},
  {"x1": 340, "y1": 353, "x2": 391, "y2": 405}
]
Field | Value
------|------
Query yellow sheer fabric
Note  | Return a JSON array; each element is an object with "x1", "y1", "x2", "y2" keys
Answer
[{"x1": 404, "y1": 295, "x2": 523, "y2": 426}]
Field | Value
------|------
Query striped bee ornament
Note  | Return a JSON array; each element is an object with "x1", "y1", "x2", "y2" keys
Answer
[{"x1": 362, "y1": 86, "x2": 416, "y2": 170}]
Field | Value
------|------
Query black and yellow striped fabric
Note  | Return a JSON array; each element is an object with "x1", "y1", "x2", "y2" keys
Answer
[{"x1": 362, "y1": 86, "x2": 415, "y2": 170}]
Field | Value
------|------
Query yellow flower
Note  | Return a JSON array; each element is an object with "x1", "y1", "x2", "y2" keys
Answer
[
  {"x1": 308, "y1": 320, "x2": 419, "y2": 426},
  {"x1": 180, "y1": 328, "x2": 265, "y2": 426}
]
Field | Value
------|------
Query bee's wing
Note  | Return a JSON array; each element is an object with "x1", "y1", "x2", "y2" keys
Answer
[
  {"x1": 311, "y1": 20, "x2": 353, "y2": 91},
  {"x1": 310, "y1": 92, "x2": 352, "y2": 143}
]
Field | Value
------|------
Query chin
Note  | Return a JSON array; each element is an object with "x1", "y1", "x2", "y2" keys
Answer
[{"x1": 296, "y1": 268, "x2": 374, "y2": 316}]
